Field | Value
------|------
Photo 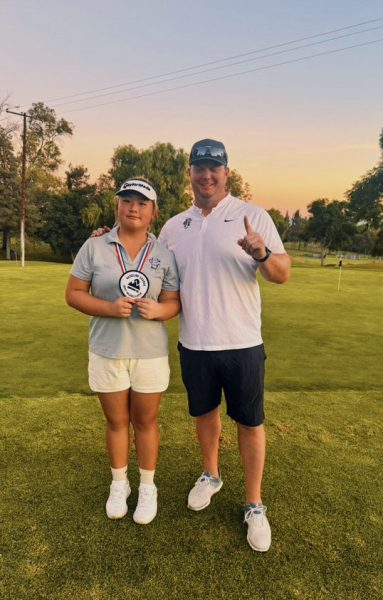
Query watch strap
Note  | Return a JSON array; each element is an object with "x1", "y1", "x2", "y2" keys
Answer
[{"x1": 254, "y1": 247, "x2": 272, "y2": 263}]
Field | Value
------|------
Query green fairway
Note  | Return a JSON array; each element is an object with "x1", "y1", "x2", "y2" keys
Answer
[
  {"x1": 1, "y1": 261, "x2": 382, "y2": 599},
  {"x1": 1, "y1": 261, "x2": 382, "y2": 397}
]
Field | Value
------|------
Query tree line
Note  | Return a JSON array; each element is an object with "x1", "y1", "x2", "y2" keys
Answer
[{"x1": 0, "y1": 100, "x2": 382, "y2": 260}]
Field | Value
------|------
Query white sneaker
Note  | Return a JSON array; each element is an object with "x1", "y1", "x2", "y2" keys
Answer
[
  {"x1": 133, "y1": 484, "x2": 157, "y2": 524},
  {"x1": 187, "y1": 472, "x2": 223, "y2": 511},
  {"x1": 106, "y1": 479, "x2": 131, "y2": 520},
  {"x1": 244, "y1": 504, "x2": 271, "y2": 552}
]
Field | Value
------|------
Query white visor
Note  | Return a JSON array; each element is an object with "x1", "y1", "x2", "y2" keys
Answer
[{"x1": 116, "y1": 179, "x2": 157, "y2": 202}]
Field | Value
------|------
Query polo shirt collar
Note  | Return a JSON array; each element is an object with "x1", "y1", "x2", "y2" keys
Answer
[
  {"x1": 105, "y1": 226, "x2": 156, "y2": 245},
  {"x1": 191, "y1": 193, "x2": 232, "y2": 215}
]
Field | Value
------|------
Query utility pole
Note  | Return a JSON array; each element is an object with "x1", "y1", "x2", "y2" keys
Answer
[{"x1": 6, "y1": 108, "x2": 30, "y2": 267}]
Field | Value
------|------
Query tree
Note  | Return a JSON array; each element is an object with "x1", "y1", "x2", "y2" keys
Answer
[
  {"x1": 371, "y1": 227, "x2": 383, "y2": 257},
  {"x1": 0, "y1": 102, "x2": 74, "y2": 252},
  {"x1": 40, "y1": 164, "x2": 95, "y2": 257},
  {"x1": 346, "y1": 128, "x2": 383, "y2": 228},
  {"x1": 305, "y1": 199, "x2": 356, "y2": 265},
  {"x1": 23, "y1": 103, "x2": 74, "y2": 239},
  {"x1": 109, "y1": 142, "x2": 190, "y2": 234},
  {"x1": 347, "y1": 226, "x2": 376, "y2": 255},
  {"x1": 65, "y1": 164, "x2": 92, "y2": 191},
  {"x1": 226, "y1": 169, "x2": 252, "y2": 201},
  {"x1": 80, "y1": 174, "x2": 115, "y2": 230},
  {"x1": 26, "y1": 102, "x2": 73, "y2": 171},
  {"x1": 287, "y1": 209, "x2": 307, "y2": 249},
  {"x1": 267, "y1": 208, "x2": 290, "y2": 240},
  {"x1": 41, "y1": 190, "x2": 93, "y2": 257},
  {"x1": 0, "y1": 126, "x2": 19, "y2": 258}
]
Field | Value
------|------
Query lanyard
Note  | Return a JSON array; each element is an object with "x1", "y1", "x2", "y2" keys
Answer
[{"x1": 114, "y1": 241, "x2": 152, "y2": 274}]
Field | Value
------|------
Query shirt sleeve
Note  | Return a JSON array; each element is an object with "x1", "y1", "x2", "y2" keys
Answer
[
  {"x1": 161, "y1": 249, "x2": 179, "y2": 291},
  {"x1": 70, "y1": 239, "x2": 94, "y2": 281},
  {"x1": 252, "y1": 209, "x2": 286, "y2": 254},
  {"x1": 157, "y1": 223, "x2": 168, "y2": 249}
]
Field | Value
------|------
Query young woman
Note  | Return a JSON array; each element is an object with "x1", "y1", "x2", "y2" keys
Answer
[{"x1": 66, "y1": 179, "x2": 180, "y2": 525}]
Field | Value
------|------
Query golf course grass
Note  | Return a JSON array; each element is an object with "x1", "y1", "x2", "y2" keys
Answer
[{"x1": 1, "y1": 261, "x2": 382, "y2": 599}]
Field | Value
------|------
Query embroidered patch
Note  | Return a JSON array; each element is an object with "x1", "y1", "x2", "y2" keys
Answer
[
  {"x1": 149, "y1": 257, "x2": 161, "y2": 270},
  {"x1": 183, "y1": 218, "x2": 192, "y2": 229}
]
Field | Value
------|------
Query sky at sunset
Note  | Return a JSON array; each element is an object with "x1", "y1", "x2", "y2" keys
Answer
[{"x1": 1, "y1": 0, "x2": 382, "y2": 215}]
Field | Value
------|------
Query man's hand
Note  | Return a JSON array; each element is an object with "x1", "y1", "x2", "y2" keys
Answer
[
  {"x1": 237, "y1": 216, "x2": 267, "y2": 260},
  {"x1": 110, "y1": 297, "x2": 135, "y2": 318},
  {"x1": 135, "y1": 298, "x2": 162, "y2": 320},
  {"x1": 90, "y1": 226, "x2": 111, "y2": 238}
]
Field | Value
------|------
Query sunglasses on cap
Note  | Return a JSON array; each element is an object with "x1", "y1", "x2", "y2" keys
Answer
[
  {"x1": 193, "y1": 145, "x2": 226, "y2": 158},
  {"x1": 189, "y1": 139, "x2": 228, "y2": 166}
]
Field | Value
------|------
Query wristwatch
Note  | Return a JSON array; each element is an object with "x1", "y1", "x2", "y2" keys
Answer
[{"x1": 254, "y1": 247, "x2": 272, "y2": 263}]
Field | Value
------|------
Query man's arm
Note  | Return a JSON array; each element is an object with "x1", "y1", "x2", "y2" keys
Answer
[
  {"x1": 237, "y1": 216, "x2": 290, "y2": 284},
  {"x1": 255, "y1": 253, "x2": 290, "y2": 284}
]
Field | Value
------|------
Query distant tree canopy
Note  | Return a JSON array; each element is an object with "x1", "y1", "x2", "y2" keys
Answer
[
  {"x1": 305, "y1": 199, "x2": 356, "y2": 264},
  {"x1": 26, "y1": 102, "x2": 73, "y2": 171},
  {"x1": 346, "y1": 128, "x2": 383, "y2": 228},
  {"x1": 0, "y1": 125, "x2": 19, "y2": 258},
  {"x1": 109, "y1": 142, "x2": 190, "y2": 234},
  {"x1": 286, "y1": 210, "x2": 307, "y2": 248},
  {"x1": 1, "y1": 109, "x2": 382, "y2": 260},
  {"x1": 226, "y1": 169, "x2": 252, "y2": 201},
  {"x1": 0, "y1": 101, "x2": 73, "y2": 256},
  {"x1": 40, "y1": 165, "x2": 95, "y2": 257},
  {"x1": 267, "y1": 208, "x2": 290, "y2": 240}
]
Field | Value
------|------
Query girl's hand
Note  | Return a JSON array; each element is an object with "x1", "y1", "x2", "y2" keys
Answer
[
  {"x1": 111, "y1": 297, "x2": 135, "y2": 318},
  {"x1": 135, "y1": 298, "x2": 161, "y2": 320}
]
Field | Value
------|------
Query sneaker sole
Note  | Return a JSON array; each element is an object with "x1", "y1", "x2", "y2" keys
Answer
[
  {"x1": 246, "y1": 534, "x2": 271, "y2": 552},
  {"x1": 187, "y1": 480, "x2": 223, "y2": 511},
  {"x1": 107, "y1": 509, "x2": 128, "y2": 520},
  {"x1": 132, "y1": 509, "x2": 157, "y2": 525},
  {"x1": 246, "y1": 530, "x2": 271, "y2": 552}
]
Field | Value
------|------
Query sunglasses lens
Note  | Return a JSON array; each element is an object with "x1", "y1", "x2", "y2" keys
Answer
[{"x1": 194, "y1": 146, "x2": 225, "y2": 159}]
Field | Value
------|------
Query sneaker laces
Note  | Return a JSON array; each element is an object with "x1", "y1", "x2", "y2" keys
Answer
[
  {"x1": 109, "y1": 483, "x2": 128, "y2": 501},
  {"x1": 195, "y1": 474, "x2": 215, "y2": 488},
  {"x1": 244, "y1": 505, "x2": 267, "y2": 525},
  {"x1": 137, "y1": 486, "x2": 154, "y2": 507}
]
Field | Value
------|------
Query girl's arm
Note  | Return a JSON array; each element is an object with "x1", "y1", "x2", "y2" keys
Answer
[
  {"x1": 135, "y1": 290, "x2": 181, "y2": 321},
  {"x1": 65, "y1": 275, "x2": 134, "y2": 318}
]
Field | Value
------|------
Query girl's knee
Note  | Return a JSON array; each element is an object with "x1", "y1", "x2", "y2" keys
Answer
[
  {"x1": 106, "y1": 416, "x2": 129, "y2": 431},
  {"x1": 131, "y1": 414, "x2": 158, "y2": 432}
]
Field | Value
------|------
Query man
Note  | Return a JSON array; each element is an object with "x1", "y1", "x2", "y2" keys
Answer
[
  {"x1": 92, "y1": 139, "x2": 290, "y2": 551},
  {"x1": 158, "y1": 139, "x2": 290, "y2": 552}
]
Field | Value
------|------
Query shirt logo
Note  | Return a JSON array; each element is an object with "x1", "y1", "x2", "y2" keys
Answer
[
  {"x1": 149, "y1": 257, "x2": 161, "y2": 270},
  {"x1": 224, "y1": 218, "x2": 236, "y2": 222},
  {"x1": 183, "y1": 218, "x2": 192, "y2": 229}
]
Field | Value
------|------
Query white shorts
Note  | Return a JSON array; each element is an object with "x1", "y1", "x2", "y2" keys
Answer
[{"x1": 88, "y1": 352, "x2": 170, "y2": 393}]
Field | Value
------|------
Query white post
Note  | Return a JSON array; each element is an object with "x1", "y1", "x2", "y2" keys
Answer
[{"x1": 337, "y1": 266, "x2": 342, "y2": 291}]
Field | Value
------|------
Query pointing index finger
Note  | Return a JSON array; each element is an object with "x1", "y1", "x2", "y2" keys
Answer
[{"x1": 244, "y1": 215, "x2": 254, "y2": 235}]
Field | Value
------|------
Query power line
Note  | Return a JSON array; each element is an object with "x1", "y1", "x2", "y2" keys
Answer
[
  {"x1": 18, "y1": 16, "x2": 383, "y2": 107},
  {"x1": 61, "y1": 37, "x2": 383, "y2": 115},
  {"x1": 48, "y1": 24, "x2": 383, "y2": 109}
]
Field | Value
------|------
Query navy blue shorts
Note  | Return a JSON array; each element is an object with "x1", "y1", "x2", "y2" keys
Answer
[{"x1": 178, "y1": 343, "x2": 266, "y2": 427}]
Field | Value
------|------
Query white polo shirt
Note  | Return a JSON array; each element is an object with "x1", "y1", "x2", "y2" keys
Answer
[{"x1": 158, "y1": 194, "x2": 286, "y2": 351}]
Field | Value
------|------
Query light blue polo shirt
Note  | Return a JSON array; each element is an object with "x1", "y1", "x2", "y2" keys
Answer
[{"x1": 71, "y1": 228, "x2": 179, "y2": 359}]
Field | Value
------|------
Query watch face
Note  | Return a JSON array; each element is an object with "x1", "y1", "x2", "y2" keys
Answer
[{"x1": 119, "y1": 270, "x2": 149, "y2": 298}]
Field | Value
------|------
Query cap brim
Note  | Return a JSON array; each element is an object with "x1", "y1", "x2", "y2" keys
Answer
[{"x1": 189, "y1": 157, "x2": 227, "y2": 166}]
